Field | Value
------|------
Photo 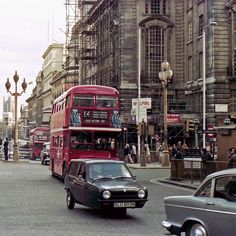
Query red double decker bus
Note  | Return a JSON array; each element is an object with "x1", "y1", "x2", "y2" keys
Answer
[
  {"x1": 49, "y1": 85, "x2": 121, "y2": 178},
  {"x1": 29, "y1": 127, "x2": 50, "y2": 160}
]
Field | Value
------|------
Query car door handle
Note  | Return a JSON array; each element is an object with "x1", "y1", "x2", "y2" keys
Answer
[{"x1": 206, "y1": 201, "x2": 215, "y2": 205}]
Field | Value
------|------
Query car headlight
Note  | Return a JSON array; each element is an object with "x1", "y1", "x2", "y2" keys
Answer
[
  {"x1": 138, "y1": 189, "x2": 146, "y2": 198},
  {"x1": 102, "y1": 190, "x2": 111, "y2": 199}
]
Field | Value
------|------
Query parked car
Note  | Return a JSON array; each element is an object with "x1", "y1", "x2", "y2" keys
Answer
[
  {"x1": 40, "y1": 142, "x2": 50, "y2": 165},
  {"x1": 64, "y1": 159, "x2": 148, "y2": 216},
  {"x1": 162, "y1": 168, "x2": 236, "y2": 236}
]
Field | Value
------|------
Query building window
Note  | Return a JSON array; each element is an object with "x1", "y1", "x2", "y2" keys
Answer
[
  {"x1": 199, "y1": 52, "x2": 203, "y2": 78},
  {"x1": 151, "y1": 0, "x2": 160, "y2": 14},
  {"x1": 146, "y1": 0, "x2": 167, "y2": 14},
  {"x1": 145, "y1": 26, "x2": 165, "y2": 83},
  {"x1": 188, "y1": 56, "x2": 192, "y2": 81},
  {"x1": 188, "y1": 20, "x2": 193, "y2": 42},
  {"x1": 163, "y1": 0, "x2": 166, "y2": 14},
  {"x1": 199, "y1": 14, "x2": 204, "y2": 36},
  {"x1": 145, "y1": 0, "x2": 149, "y2": 13}
]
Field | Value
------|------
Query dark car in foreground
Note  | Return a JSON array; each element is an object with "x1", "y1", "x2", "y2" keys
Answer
[
  {"x1": 64, "y1": 159, "x2": 148, "y2": 216},
  {"x1": 162, "y1": 168, "x2": 236, "y2": 236}
]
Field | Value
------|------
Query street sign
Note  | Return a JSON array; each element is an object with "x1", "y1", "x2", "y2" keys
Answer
[
  {"x1": 167, "y1": 114, "x2": 180, "y2": 123},
  {"x1": 206, "y1": 125, "x2": 216, "y2": 138},
  {"x1": 132, "y1": 98, "x2": 151, "y2": 109}
]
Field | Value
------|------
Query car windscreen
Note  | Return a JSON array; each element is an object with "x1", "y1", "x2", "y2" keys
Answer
[{"x1": 88, "y1": 163, "x2": 132, "y2": 180}]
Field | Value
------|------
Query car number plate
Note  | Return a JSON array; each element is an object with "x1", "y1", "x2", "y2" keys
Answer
[{"x1": 114, "y1": 202, "x2": 136, "y2": 208}]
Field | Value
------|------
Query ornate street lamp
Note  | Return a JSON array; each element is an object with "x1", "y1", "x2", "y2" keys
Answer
[
  {"x1": 5, "y1": 71, "x2": 27, "y2": 161},
  {"x1": 158, "y1": 61, "x2": 173, "y2": 167}
]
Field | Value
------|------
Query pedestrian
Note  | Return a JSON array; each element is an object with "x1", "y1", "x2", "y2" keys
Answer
[
  {"x1": 3, "y1": 138, "x2": 9, "y2": 161},
  {"x1": 145, "y1": 144, "x2": 151, "y2": 163},
  {"x1": 158, "y1": 143, "x2": 164, "y2": 163},
  {"x1": 170, "y1": 143, "x2": 177, "y2": 159},
  {"x1": 124, "y1": 143, "x2": 133, "y2": 164},
  {"x1": 228, "y1": 148, "x2": 236, "y2": 168},
  {"x1": 131, "y1": 143, "x2": 137, "y2": 163},
  {"x1": 201, "y1": 148, "x2": 213, "y2": 177},
  {"x1": 228, "y1": 148, "x2": 235, "y2": 160},
  {"x1": 175, "y1": 141, "x2": 183, "y2": 159}
]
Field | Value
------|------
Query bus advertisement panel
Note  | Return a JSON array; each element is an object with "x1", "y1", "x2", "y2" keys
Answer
[
  {"x1": 49, "y1": 85, "x2": 121, "y2": 179},
  {"x1": 29, "y1": 127, "x2": 50, "y2": 160}
]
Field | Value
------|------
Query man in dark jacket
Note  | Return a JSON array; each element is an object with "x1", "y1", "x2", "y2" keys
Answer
[
  {"x1": 228, "y1": 148, "x2": 236, "y2": 168},
  {"x1": 202, "y1": 148, "x2": 214, "y2": 177},
  {"x1": 3, "y1": 138, "x2": 9, "y2": 161}
]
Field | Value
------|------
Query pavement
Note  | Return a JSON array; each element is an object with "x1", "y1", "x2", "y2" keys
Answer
[
  {"x1": 0, "y1": 157, "x2": 39, "y2": 164},
  {"x1": 1, "y1": 158, "x2": 201, "y2": 190},
  {"x1": 127, "y1": 162, "x2": 201, "y2": 190}
]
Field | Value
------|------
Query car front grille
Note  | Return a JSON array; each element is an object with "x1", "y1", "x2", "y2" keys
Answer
[{"x1": 110, "y1": 190, "x2": 138, "y2": 200}]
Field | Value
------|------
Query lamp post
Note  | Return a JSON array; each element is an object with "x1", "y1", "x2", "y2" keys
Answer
[
  {"x1": 137, "y1": 26, "x2": 142, "y2": 163},
  {"x1": 5, "y1": 71, "x2": 27, "y2": 161},
  {"x1": 193, "y1": 118, "x2": 200, "y2": 148},
  {"x1": 202, "y1": 21, "x2": 216, "y2": 148},
  {"x1": 158, "y1": 61, "x2": 173, "y2": 167}
]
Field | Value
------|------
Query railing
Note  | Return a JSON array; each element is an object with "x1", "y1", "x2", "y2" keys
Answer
[{"x1": 171, "y1": 159, "x2": 230, "y2": 184}]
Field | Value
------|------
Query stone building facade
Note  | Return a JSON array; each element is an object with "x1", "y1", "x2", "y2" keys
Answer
[
  {"x1": 26, "y1": 0, "x2": 236, "y2": 148},
  {"x1": 74, "y1": 0, "x2": 236, "y2": 146}
]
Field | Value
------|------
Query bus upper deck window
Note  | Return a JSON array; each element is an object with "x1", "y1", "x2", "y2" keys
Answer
[
  {"x1": 74, "y1": 95, "x2": 94, "y2": 107},
  {"x1": 96, "y1": 96, "x2": 118, "y2": 108}
]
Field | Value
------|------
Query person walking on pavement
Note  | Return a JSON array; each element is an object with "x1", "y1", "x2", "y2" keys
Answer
[
  {"x1": 124, "y1": 143, "x2": 133, "y2": 164},
  {"x1": 201, "y1": 148, "x2": 213, "y2": 177},
  {"x1": 228, "y1": 148, "x2": 236, "y2": 168},
  {"x1": 131, "y1": 143, "x2": 137, "y2": 163},
  {"x1": 145, "y1": 144, "x2": 151, "y2": 163},
  {"x1": 3, "y1": 138, "x2": 9, "y2": 161}
]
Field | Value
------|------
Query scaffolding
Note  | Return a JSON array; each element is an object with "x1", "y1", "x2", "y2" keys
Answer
[
  {"x1": 65, "y1": 0, "x2": 80, "y2": 85},
  {"x1": 85, "y1": 0, "x2": 120, "y2": 87},
  {"x1": 64, "y1": 0, "x2": 121, "y2": 87}
]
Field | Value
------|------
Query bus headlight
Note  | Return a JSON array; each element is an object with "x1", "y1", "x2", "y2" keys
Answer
[
  {"x1": 103, "y1": 190, "x2": 111, "y2": 199},
  {"x1": 138, "y1": 189, "x2": 146, "y2": 199}
]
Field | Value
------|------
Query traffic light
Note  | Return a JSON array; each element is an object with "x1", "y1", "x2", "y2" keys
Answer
[
  {"x1": 185, "y1": 119, "x2": 195, "y2": 132},
  {"x1": 189, "y1": 119, "x2": 195, "y2": 131}
]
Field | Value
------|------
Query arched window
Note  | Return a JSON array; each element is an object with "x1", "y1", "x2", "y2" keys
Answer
[{"x1": 145, "y1": 26, "x2": 165, "y2": 83}]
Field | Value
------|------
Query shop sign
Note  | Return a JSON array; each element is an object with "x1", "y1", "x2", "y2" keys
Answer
[{"x1": 167, "y1": 114, "x2": 180, "y2": 123}]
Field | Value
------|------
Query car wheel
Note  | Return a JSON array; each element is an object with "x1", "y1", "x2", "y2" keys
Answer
[
  {"x1": 66, "y1": 191, "x2": 75, "y2": 209},
  {"x1": 186, "y1": 223, "x2": 207, "y2": 236}
]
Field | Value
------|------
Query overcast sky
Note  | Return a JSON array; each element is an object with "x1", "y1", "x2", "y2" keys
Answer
[{"x1": 0, "y1": 0, "x2": 65, "y2": 116}]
